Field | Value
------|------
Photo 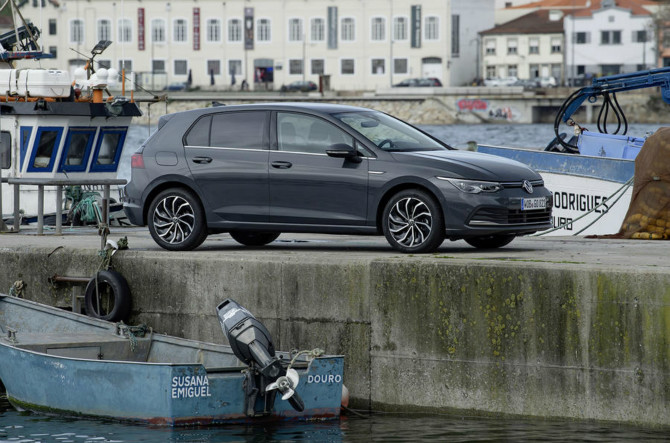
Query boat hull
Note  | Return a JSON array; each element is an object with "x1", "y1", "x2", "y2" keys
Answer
[{"x1": 477, "y1": 145, "x2": 634, "y2": 236}]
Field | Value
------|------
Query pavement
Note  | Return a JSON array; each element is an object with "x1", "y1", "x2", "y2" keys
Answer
[{"x1": 1, "y1": 225, "x2": 668, "y2": 272}]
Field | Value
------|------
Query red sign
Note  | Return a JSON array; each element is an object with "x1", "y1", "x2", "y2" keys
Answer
[
  {"x1": 457, "y1": 99, "x2": 489, "y2": 111},
  {"x1": 193, "y1": 8, "x2": 200, "y2": 51},
  {"x1": 138, "y1": 8, "x2": 145, "y2": 51}
]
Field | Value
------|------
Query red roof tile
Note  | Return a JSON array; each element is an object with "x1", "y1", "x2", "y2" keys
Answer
[{"x1": 481, "y1": 9, "x2": 564, "y2": 35}]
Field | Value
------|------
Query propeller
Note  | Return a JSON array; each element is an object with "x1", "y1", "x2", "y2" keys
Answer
[{"x1": 266, "y1": 368, "x2": 304, "y2": 412}]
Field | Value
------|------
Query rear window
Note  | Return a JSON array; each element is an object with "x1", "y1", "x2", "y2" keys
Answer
[{"x1": 185, "y1": 115, "x2": 211, "y2": 146}]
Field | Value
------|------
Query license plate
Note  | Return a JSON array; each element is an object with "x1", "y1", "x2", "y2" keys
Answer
[{"x1": 521, "y1": 197, "x2": 546, "y2": 211}]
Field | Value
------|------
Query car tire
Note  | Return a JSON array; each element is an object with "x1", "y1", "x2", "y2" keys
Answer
[
  {"x1": 465, "y1": 234, "x2": 516, "y2": 249},
  {"x1": 382, "y1": 189, "x2": 444, "y2": 253},
  {"x1": 148, "y1": 188, "x2": 207, "y2": 251},
  {"x1": 230, "y1": 231, "x2": 280, "y2": 246},
  {"x1": 84, "y1": 270, "x2": 131, "y2": 322}
]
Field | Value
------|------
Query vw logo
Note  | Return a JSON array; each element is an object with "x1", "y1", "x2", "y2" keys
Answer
[{"x1": 522, "y1": 180, "x2": 534, "y2": 194}]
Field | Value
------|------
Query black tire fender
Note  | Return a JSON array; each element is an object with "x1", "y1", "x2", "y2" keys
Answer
[{"x1": 85, "y1": 270, "x2": 132, "y2": 322}]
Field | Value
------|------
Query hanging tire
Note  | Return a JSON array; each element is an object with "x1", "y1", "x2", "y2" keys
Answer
[
  {"x1": 230, "y1": 231, "x2": 280, "y2": 246},
  {"x1": 85, "y1": 270, "x2": 132, "y2": 322},
  {"x1": 148, "y1": 188, "x2": 208, "y2": 251},
  {"x1": 382, "y1": 189, "x2": 445, "y2": 253},
  {"x1": 465, "y1": 234, "x2": 516, "y2": 249}
]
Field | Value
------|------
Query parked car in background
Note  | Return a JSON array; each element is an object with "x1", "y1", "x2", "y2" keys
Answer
[
  {"x1": 281, "y1": 80, "x2": 318, "y2": 92},
  {"x1": 163, "y1": 82, "x2": 187, "y2": 91},
  {"x1": 511, "y1": 79, "x2": 541, "y2": 89},
  {"x1": 484, "y1": 77, "x2": 519, "y2": 87},
  {"x1": 393, "y1": 77, "x2": 443, "y2": 87},
  {"x1": 123, "y1": 103, "x2": 552, "y2": 253},
  {"x1": 539, "y1": 76, "x2": 557, "y2": 87}
]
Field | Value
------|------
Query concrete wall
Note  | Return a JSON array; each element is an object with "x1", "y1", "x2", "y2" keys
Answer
[{"x1": 1, "y1": 246, "x2": 669, "y2": 426}]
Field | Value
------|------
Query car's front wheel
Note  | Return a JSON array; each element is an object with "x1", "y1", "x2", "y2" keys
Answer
[
  {"x1": 382, "y1": 189, "x2": 444, "y2": 253},
  {"x1": 230, "y1": 231, "x2": 280, "y2": 246},
  {"x1": 465, "y1": 234, "x2": 516, "y2": 249},
  {"x1": 148, "y1": 188, "x2": 207, "y2": 251}
]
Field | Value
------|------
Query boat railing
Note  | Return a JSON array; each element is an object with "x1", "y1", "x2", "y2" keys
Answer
[{"x1": 4, "y1": 177, "x2": 127, "y2": 235}]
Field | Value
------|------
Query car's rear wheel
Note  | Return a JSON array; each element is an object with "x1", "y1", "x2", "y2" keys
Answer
[
  {"x1": 465, "y1": 234, "x2": 516, "y2": 249},
  {"x1": 230, "y1": 231, "x2": 280, "y2": 246},
  {"x1": 148, "y1": 188, "x2": 207, "y2": 251},
  {"x1": 382, "y1": 189, "x2": 444, "y2": 253}
]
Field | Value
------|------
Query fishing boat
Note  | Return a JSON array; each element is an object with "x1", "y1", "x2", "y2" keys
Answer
[
  {"x1": 0, "y1": 294, "x2": 345, "y2": 425},
  {"x1": 0, "y1": 1, "x2": 142, "y2": 230},
  {"x1": 478, "y1": 68, "x2": 670, "y2": 236}
]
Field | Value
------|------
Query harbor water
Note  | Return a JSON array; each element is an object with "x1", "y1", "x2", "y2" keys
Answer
[{"x1": 3, "y1": 121, "x2": 669, "y2": 441}]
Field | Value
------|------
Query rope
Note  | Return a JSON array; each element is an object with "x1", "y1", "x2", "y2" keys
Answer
[
  {"x1": 534, "y1": 176, "x2": 634, "y2": 236},
  {"x1": 287, "y1": 348, "x2": 324, "y2": 370},
  {"x1": 116, "y1": 322, "x2": 151, "y2": 352}
]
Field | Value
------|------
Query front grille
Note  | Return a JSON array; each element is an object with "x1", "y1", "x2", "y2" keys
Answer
[
  {"x1": 469, "y1": 207, "x2": 552, "y2": 226},
  {"x1": 500, "y1": 179, "x2": 545, "y2": 189}
]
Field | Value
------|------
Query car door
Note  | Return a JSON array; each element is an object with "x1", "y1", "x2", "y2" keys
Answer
[
  {"x1": 269, "y1": 111, "x2": 368, "y2": 225},
  {"x1": 184, "y1": 111, "x2": 270, "y2": 222}
]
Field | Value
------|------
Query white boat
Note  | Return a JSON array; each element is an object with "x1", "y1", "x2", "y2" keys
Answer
[
  {"x1": 0, "y1": 2, "x2": 142, "y2": 230},
  {"x1": 478, "y1": 68, "x2": 670, "y2": 237}
]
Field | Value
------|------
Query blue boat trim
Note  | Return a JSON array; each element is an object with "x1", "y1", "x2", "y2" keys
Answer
[{"x1": 477, "y1": 145, "x2": 635, "y2": 184}]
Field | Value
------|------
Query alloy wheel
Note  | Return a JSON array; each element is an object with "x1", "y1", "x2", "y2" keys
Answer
[
  {"x1": 387, "y1": 197, "x2": 433, "y2": 248},
  {"x1": 152, "y1": 195, "x2": 195, "y2": 245}
]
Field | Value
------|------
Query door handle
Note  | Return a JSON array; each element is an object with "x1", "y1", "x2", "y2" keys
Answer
[
  {"x1": 271, "y1": 161, "x2": 293, "y2": 169},
  {"x1": 192, "y1": 156, "x2": 212, "y2": 164}
]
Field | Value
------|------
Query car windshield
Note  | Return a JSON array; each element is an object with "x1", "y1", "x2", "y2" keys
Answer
[{"x1": 332, "y1": 111, "x2": 447, "y2": 152}]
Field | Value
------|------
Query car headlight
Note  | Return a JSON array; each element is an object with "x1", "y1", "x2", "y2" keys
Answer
[{"x1": 439, "y1": 177, "x2": 503, "y2": 194}]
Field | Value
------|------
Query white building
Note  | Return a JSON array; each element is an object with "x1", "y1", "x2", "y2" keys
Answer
[
  {"x1": 564, "y1": 0, "x2": 656, "y2": 82},
  {"x1": 451, "y1": 0, "x2": 495, "y2": 86},
  {"x1": 13, "y1": 0, "x2": 493, "y2": 92},
  {"x1": 480, "y1": 9, "x2": 565, "y2": 83}
]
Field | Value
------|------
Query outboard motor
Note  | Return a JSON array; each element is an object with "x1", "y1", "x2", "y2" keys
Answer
[{"x1": 217, "y1": 299, "x2": 304, "y2": 415}]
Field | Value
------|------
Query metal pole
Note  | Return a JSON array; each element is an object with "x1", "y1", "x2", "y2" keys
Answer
[
  {"x1": 56, "y1": 184, "x2": 62, "y2": 235},
  {"x1": 37, "y1": 184, "x2": 44, "y2": 235},
  {"x1": 13, "y1": 183, "x2": 19, "y2": 231},
  {"x1": 0, "y1": 167, "x2": 4, "y2": 232}
]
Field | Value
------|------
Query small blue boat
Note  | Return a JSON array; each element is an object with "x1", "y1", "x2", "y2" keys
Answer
[{"x1": 0, "y1": 294, "x2": 344, "y2": 425}]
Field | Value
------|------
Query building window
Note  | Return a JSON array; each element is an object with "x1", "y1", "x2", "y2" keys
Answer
[
  {"x1": 257, "y1": 18, "x2": 271, "y2": 42},
  {"x1": 289, "y1": 18, "x2": 303, "y2": 42},
  {"x1": 393, "y1": 17, "x2": 407, "y2": 41},
  {"x1": 507, "y1": 38, "x2": 517, "y2": 55},
  {"x1": 151, "y1": 19, "x2": 166, "y2": 43},
  {"x1": 207, "y1": 19, "x2": 221, "y2": 42},
  {"x1": 174, "y1": 60, "x2": 187, "y2": 76},
  {"x1": 486, "y1": 65, "x2": 496, "y2": 78},
  {"x1": 98, "y1": 19, "x2": 111, "y2": 42},
  {"x1": 485, "y1": 39, "x2": 495, "y2": 55},
  {"x1": 98, "y1": 59, "x2": 111, "y2": 69},
  {"x1": 229, "y1": 59, "x2": 242, "y2": 76},
  {"x1": 633, "y1": 30, "x2": 648, "y2": 43},
  {"x1": 49, "y1": 19, "x2": 57, "y2": 35},
  {"x1": 574, "y1": 32, "x2": 589, "y2": 44},
  {"x1": 289, "y1": 59, "x2": 303, "y2": 75},
  {"x1": 311, "y1": 18, "x2": 324, "y2": 42},
  {"x1": 311, "y1": 59, "x2": 324, "y2": 75},
  {"x1": 393, "y1": 58, "x2": 408, "y2": 74},
  {"x1": 529, "y1": 64, "x2": 539, "y2": 78},
  {"x1": 551, "y1": 37, "x2": 561, "y2": 53},
  {"x1": 601, "y1": 30, "x2": 621, "y2": 45},
  {"x1": 341, "y1": 58, "x2": 354, "y2": 75},
  {"x1": 508, "y1": 64, "x2": 518, "y2": 77},
  {"x1": 451, "y1": 15, "x2": 459, "y2": 57},
  {"x1": 529, "y1": 38, "x2": 539, "y2": 54},
  {"x1": 48, "y1": 46, "x2": 57, "y2": 58},
  {"x1": 371, "y1": 17, "x2": 385, "y2": 41},
  {"x1": 228, "y1": 19, "x2": 242, "y2": 42},
  {"x1": 341, "y1": 18, "x2": 355, "y2": 42},
  {"x1": 174, "y1": 19, "x2": 188, "y2": 42},
  {"x1": 577, "y1": 65, "x2": 585, "y2": 75},
  {"x1": 207, "y1": 60, "x2": 221, "y2": 76},
  {"x1": 70, "y1": 19, "x2": 84, "y2": 44},
  {"x1": 118, "y1": 19, "x2": 132, "y2": 43},
  {"x1": 371, "y1": 58, "x2": 385, "y2": 74},
  {"x1": 118, "y1": 60, "x2": 132, "y2": 72},
  {"x1": 152, "y1": 60, "x2": 166, "y2": 73},
  {"x1": 424, "y1": 16, "x2": 438, "y2": 41}
]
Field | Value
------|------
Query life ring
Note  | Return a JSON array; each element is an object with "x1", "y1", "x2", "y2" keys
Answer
[{"x1": 84, "y1": 270, "x2": 131, "y2": 322}]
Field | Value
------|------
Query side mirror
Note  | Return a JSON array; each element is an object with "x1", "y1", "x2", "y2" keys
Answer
[{"x1": 326, "y1": 143, "x2": 361, "y2": 163}]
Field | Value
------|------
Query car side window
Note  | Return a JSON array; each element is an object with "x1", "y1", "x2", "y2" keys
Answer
[
  {"x1": 210, "y1": 111, "x2": 268, "y2": 149},
  {"x1": 185, "y1": 115, "x2": 211, "y2": 146},
  {"x1": 277, "y1": 112, "x2": 353, "y2": 154}
]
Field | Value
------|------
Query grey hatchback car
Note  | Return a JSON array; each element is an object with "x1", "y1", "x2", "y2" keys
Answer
[{"x1": 123, "y1": 103, "x2": 552, "y2": 253}]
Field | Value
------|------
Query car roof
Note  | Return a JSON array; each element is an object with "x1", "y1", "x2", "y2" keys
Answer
[{"x1": 172, "y1": 102, "x2": 373, "y2": 119}]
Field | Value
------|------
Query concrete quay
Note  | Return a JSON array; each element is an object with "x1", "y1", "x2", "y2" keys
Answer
[{"x1": 1, "y1": 227, "x2": 669, "y2": 426}]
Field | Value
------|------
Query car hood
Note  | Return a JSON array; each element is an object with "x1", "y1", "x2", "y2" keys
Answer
[{"x1": 391, "y1": 150, "x2": 542, "y2": 182}]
